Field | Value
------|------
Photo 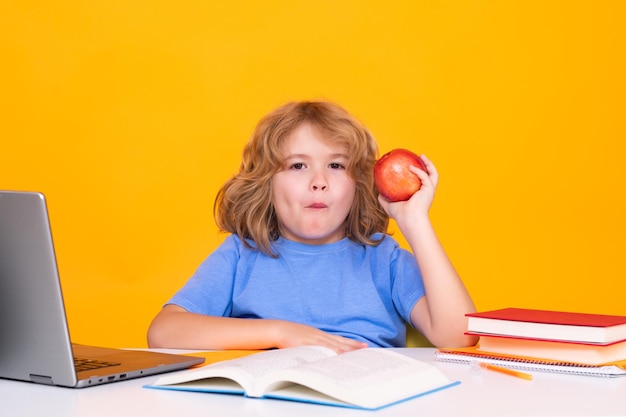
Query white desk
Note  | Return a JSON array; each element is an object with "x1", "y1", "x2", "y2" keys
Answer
[{"x1": 1, "y1": 348, "x2": 624, "y2": 417}]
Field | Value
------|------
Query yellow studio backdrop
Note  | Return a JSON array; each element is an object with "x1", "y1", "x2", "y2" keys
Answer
[{"x1": 1, "y1": 1, "x2": 625, "y2": 348}]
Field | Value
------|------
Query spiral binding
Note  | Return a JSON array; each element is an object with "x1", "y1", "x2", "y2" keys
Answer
[{"x1": 435, "y1": 351, "x2": 626, "y2": 378}]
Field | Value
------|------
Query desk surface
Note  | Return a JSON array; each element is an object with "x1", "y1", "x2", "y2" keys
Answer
[{"x1": 1, "y1": 348, "x2": 624, "y2": 417}]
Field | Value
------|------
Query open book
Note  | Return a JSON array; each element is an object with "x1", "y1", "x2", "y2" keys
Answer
[{"x1": 146, "y1": 346, "x2": 459, "y2": 410}]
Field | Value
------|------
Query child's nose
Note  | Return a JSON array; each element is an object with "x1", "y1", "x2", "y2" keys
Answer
[{"x1": 311, "y1": 172, "x2": 328, "y2": 191}]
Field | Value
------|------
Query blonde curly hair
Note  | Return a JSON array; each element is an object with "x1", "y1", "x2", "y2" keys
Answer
[{"x1": 214, "y1": 101, "x2": 388, "y2": 256}]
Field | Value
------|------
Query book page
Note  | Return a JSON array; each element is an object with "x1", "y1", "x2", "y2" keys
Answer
[
  {"x1": 216, "y1": 345, "x2": 335, "y2": 380},
  {"x1": 261, "y1": 348, "x2": 453, "y2": 409},
  {"x1": 151, "y1": 345, "x2": 335, "y2": 396}
]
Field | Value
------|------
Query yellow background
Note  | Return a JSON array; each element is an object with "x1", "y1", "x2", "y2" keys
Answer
[{"x1": 1, "y1": 1, "x2": 624, "y2": 348}]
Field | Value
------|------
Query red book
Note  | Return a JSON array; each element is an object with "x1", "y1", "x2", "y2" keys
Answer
[{"x1": 466, "y1": 308, "x2": 626, "y2": 344}]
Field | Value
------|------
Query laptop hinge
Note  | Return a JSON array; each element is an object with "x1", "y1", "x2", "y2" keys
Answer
[{"x1": 30, "y1": 374, "x2": 54, "y2": 385}]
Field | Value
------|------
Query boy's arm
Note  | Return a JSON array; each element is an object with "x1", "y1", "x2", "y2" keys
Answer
[
  {"x1": 378, "y1": 155, "x2": 478, "y2": 348},
  {"x1": 405, "y1": 216, "x2": 478, "y2": 348},
  {"x1": 147, "y1": 304, "x2": 366, "y2": 352}
]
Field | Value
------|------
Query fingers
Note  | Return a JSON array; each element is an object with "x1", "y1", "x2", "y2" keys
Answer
[
  {"x1": 305, "y1": 332, "x2": 367, "y2": 354},
  {"x1": 419, "y1": 154, "x2": 439, "y2": 187},
  {"x1": 327, "y1": 335, "x2": 368, "y2": 354},
  {"x1": 408, "y1": 164, "x2": 429, "y2": 183},
  {"x1": 279, "y1": 321, "x2": 368, "y2": 353},
  {"x1": 406, "y1": 156, "x2": 438, "y2": 191},
  {"x1": 420, "y1": 154, "x2": 433, "y2": 169}
]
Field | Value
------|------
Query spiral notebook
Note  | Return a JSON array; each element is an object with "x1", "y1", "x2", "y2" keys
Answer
[{"x1": 435, "y1": 346, "x2": 626, "y2": 378}]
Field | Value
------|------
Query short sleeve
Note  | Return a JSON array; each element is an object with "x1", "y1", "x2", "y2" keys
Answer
[{"x1": 166, "y1": 235, "x2": 241, "y2": 316}]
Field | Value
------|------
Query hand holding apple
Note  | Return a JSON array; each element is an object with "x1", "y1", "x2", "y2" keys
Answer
[{"x1": 374, "y1": 149, "x2": 427, "y2": 202}]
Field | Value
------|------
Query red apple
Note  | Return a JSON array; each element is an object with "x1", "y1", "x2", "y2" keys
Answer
[{"x1": 374, "y1": 149, "x2": 427, "y2": 202}]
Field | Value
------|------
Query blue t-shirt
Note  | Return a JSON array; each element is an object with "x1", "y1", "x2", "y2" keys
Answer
[{"x1": 167, "y1": 233, "x2": 425, "y2": 347}]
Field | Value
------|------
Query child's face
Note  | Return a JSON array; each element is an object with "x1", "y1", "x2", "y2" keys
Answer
[{"x1": 272, "y1": 122, "x2": 356, "y2": 245}]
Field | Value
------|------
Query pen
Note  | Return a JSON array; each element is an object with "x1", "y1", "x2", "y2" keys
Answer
[{"x1": 478, "y1": 362, "x2": 533, "y2": 380}]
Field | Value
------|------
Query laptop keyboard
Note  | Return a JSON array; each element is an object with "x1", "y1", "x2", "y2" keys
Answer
[{"x1": 74, "y1": 357, "x2": 121, "y2": 372}]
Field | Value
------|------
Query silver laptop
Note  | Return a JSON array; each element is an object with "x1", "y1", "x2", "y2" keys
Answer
[{"x1": 0, "y1": 190, "x2": 204, "y2": 388}]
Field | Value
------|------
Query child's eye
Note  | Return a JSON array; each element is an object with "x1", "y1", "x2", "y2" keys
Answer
[
  {"x1": 290, "y1": 162, "x2": 306, "y2": 170},
  {"x1": 329, "y1": 162, "x2": 345, "y2": 170}
]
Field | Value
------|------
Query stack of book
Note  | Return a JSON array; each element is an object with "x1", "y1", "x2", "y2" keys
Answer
[
  {"x1": 464, "y1": 307, "x2": 626, "y2": 365},
  {"x1": 436, "y1": 307, "x2": 626, "y2": 377}
]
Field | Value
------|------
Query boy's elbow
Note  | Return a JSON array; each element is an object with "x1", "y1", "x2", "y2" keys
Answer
[
  {"x1": 425, "y1": 328, "x2": 478, "y2": 349},
  {"x1": 147, "y1": 305, "x2": 186, "y2": 348},
  {"x1": 147, "y1": 318, "x2": 172, "y2": 348},
  {"x1": 433, "y1": 333, "x2": 478, "y2": 349},
  {"x1": 454, "y1": 333, "x2": 479, "y2": 348},
  {"x1": 146, "y1": 324, "x2": 162, "y2": 348}
]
